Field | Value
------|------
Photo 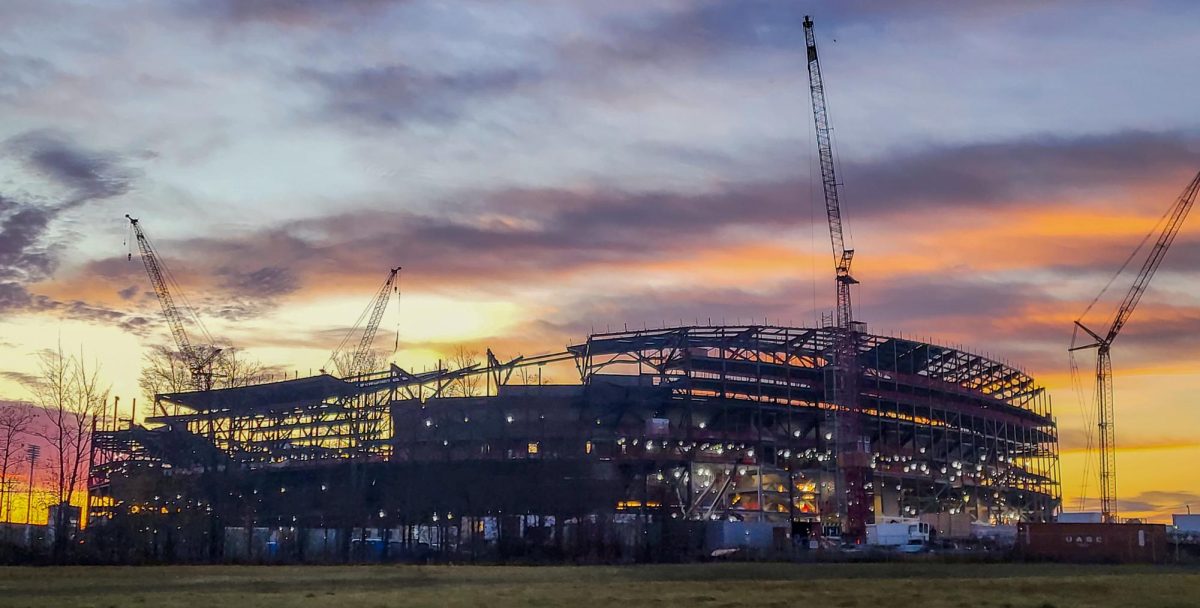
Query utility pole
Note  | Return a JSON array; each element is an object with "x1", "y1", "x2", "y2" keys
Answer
[{"x1": 24, "y1": 444, "x2": 39, "y2": 526}]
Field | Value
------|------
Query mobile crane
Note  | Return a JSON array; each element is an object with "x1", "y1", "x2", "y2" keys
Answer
[{"x1": 1071, "y1": 170, "x2": 1200, "y2": 522}]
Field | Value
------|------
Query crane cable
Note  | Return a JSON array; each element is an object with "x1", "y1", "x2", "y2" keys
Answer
[
  {"x1": 808, "y1": 91, "x2": 819, "y2": 328},
  {"x1": 324, "y1": 269, "x2": 401, "y2": 376},
  {"x1": 1075, "y1": 202, "x2": 1174, "y2": 326},
  {"x1": 1067, "y1": 338, "x2": 1095, "y2": 511},
  {"x1": 394, "y1": 270, "x2": 401, "y2": 355},
  {"x1": 324, "y1": 283, "x2": 380, "y2": 375}
]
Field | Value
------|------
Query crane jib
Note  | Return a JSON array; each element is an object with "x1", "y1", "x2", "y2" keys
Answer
[{"x1": 127, "y1": 214, "x2": 219, "y2": 392}]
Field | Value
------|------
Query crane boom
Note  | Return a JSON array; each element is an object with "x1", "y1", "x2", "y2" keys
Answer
[
  {"x1": 330, "y1": 267, "x2": 401, "y2": 378},
  {"x1": 1072, "y1": 170, "x2": 1200, "y2": 522},
  {"x1": 803, "y1": 15, "x2": 869, "y2": 542},
  {"x1": 803, "y1": 15, "x2": 858, "y2": 329},
  {"x1": 126, "y1": 214, "x2": 220, "y2": 392},
  {"x1": 1105, "y1": 172, "x2": 1200, "y2": 344}
]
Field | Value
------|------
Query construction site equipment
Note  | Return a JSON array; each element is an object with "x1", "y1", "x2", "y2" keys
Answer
[
  {"x1": 1019, "y1": 522, "x2": 1169, "y2": 563},
  {"x1": 1071, "y1": 170, "x2": 1200, "y2": 523},
  {"x1": 126, "y1": 214, "x2": 221, "y2": 392},
  {"x1": 803, "y1": 15, "x2": 870, "y2": 541},
  {"x1": 866, "y1": 519, "x2": 931, "y2": 550},
  {"x1": 326, "y1": 267, "x2": 401, "y2": 378}
]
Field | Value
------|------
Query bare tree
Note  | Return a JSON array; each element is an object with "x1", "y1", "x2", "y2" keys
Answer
[
  {"x1": 446, "y1": 345, "x2": 483, "y2": 397},
  {"x1": 139, "y1": 345, "x2": 278, "y2": 416},
  {"x1": 138, "y1": 344, "x2": 195, "y2": 418},
  {"x1": 330, "y1": 349, "x2": 384, "y2": 378},
  {"x1": 0, "y1": 403, "x2": 36, "y2": 523},
  {"x1": 515, "y1": 366, "x2": 551, "y2": 386},
  {"x1": 216, "y1": 347, "x2": 272, "y2": 388},
  {"x1": 138, "y1": 345, "x2": 190, "y2": 416},
  {"x1": 24, "y1": 345, "x2": 108, "y2": 557}
]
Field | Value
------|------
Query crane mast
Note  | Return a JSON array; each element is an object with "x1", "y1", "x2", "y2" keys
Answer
[
  {"x1": 126, "y1": 214, "x2": 220, "y2": 392},
  {"x1": 803, "y1": 15, "x2": 870, "y2": 541},
  {"x1": 1072, "y1": 170, "x2": 1200, "y2": 523}
]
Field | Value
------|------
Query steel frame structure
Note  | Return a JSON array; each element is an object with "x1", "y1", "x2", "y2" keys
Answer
[{"x1": 91, "y1": 325, "x2": 1059, "y2": 536}]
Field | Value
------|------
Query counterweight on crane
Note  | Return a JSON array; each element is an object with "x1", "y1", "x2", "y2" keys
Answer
[
  {"x1": 802, "y1": 15, "x2": 870, "y2": 541},
  {"x1": 327, "y1": 267, "x2": 401, "y2": 378},
  {"x1": 126, "y1": 214, "x2": 221, "y2": 392},
  {"x1": 1071, "y1": 170, "x2": 1200, "y2": 523}
]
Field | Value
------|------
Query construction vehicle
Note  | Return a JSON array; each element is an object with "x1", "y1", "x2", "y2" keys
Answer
[
  {"x1": 1070, "y1": 170, "x2": 1200, "y2": 522},
  {"x1": 866, "y1": 518, "x2": 932, "y2": 551}
]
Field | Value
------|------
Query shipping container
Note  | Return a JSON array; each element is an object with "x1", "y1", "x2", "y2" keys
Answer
[{"x1": 1018, "y1": 522, "x2": 1169, "y2": 563}]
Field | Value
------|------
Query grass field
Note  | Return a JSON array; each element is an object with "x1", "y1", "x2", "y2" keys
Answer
[{"x1": 0, "y1": 562, "x2": 1197, "y2": 608}]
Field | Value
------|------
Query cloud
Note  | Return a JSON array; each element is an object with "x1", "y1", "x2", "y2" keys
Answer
[
  {"x1": 1115, "y1": 490, "x2": 1200, "y2": 515},
  {"x1": 144, "y1": 178, "x2": 807, "y2": 300},
  {"x1": 185, "y1": 0, "x2": 406, "y2": 29},
  {"x1": 0, "y1": 198, "x2": 56, "y2": 283},
  {"x1": 299, "y1": 64, "x2": 539, "y2": 128},
  {"x1": 841, "y1": 131, "x2": 1200, "y2": 215},
  {"x1": 13, "y1": 294, "x2": 155, "y2": 336},
  {"x1": 579, "y1": 0, "x2": 1067, "y2": 69},
  {"x1": 0, "y1": 370, "x2": 39, "y2": 386},
  {"x1": 45, "y1": 130, "x2": 1200, "y2": 352},
  {"x1": 585, "y1": 1, "x2": 810, "y2": 65},
  {"x1": 0, "y1": 130, "x2": 140, "y2": 317},
  {"x1": 5, "y1": 129, "x2": 139, "y2": 204},
  {"x1": 0, "y1": 201, "x2": 58, "y2": 313},
  {"x1": 518, "y1": 279, "x2": 834, "y2": 345},
  {"x1": 868, "y1": 279, "x2": 1037, "y2": 323},
  {"x1": 0, "y1": 50, "x2": 57, "y2": 102},
  {"x1": 217, "y1": 265, "x2": 299, "y2": 299}
]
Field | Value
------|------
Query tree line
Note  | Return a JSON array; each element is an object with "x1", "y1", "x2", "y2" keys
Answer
[
  {"x1": 0, "y1": 341, "x2": 529, "y2": 548},
  {"x1": 0, "y1": 345, "x2": 274, "y2": 525}
]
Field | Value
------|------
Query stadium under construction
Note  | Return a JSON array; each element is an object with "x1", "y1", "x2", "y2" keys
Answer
[
  {"x1": 88, "y1": 325, "x2": 1060, "y2": 561},
  {"x1": 85, "y1": 16, "x2": 1061, "y2": 562}
]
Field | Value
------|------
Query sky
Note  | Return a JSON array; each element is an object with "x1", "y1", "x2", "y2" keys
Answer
[{"x1": 1, "y1": 0, "x2": 1199, "y2": 523}]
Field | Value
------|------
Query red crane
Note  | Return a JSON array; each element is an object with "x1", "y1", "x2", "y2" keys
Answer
[
  {"x1": 126, "y1": 214, "x2": 221, "y2": 392},
  {"x1": 803, "y1": 15, "x2": 870, "y2": 541},
  {"x1": 1071, "y1": 170, "x2": 1200, "y2": 523}
]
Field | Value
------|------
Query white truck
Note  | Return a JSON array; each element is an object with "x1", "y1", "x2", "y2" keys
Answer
[{"x1": 867, "y1": 518, "x2": 931, "y2": 552}]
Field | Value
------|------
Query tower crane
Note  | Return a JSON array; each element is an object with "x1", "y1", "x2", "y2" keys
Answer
[
  {"x1": 126, "y1": 214, "x2": 222, "y2": 392},
  {"x1": 802, "y1": 15, "x2": 870, "y2": 541},
  {"x1": 327, "y1": 267, "x2": 401, "y2": 378},
  {"x1": 1070, "y1": 170, "x2": 1200, "y2": 523}
]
